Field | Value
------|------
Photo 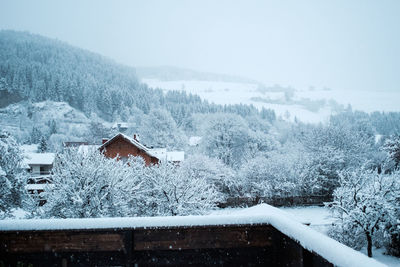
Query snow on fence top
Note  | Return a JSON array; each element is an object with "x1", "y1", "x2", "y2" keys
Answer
[{"x1": 0, "y1": 204, "x2": 385, "y2": 267}]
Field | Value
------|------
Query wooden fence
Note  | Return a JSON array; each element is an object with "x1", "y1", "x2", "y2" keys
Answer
[
  {"x1": 218, "y1": 195, "x2": 333, "y2": 208},
  {"x1": 0, "y1": 224, "x2": 332, "y2": 266}
]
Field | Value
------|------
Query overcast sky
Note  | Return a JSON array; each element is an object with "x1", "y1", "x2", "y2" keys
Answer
[{"x1": 1, "y1": 0, "x2": 400, "y2": 91}]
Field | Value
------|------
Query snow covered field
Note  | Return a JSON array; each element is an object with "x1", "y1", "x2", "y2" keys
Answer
[
  {"x1": 297, "y1": 89, "x2": 400, "y2": 113},
  {"x1": 143, "y1": 78, "x2": 330, "y2": 123},
  {"x1": 143, "y1": 78, "x2": 400, "y2": 123}
]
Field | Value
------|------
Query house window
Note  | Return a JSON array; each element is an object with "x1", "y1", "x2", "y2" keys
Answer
[{"x1": 40, "y1": 166, "x2": 49, "y2": 175}]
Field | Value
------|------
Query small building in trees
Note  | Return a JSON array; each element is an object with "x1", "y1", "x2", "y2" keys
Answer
[
  {"x1": 99, "y1": 133, "x2": 160, "y2": 165},
  {"x1": 112, "y1": 122, "x2": 130, "y2": 133},
  {"x1": 148, "y1": 148, "x2": 185, "y2": 164},
  {"x1": 99, "y1": 133, "x2": 185, "y2": 165},
  {"x1": 63, "y1": 141, "x2": 89, "y2": 147},
  {"x1": 23, "y1": 152, "x2": 55, "y2": 194}
]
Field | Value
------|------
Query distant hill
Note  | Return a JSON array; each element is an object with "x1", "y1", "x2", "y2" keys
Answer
[
  {"x1": 136, "y1": 66, "x2": 260, "y2": 85},
  {"x1": 0, "y1": 30, "x2": 155, "y2": 119}
]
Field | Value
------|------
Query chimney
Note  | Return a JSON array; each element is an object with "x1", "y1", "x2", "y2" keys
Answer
[
  {"x1": 133, "y1": 134, "x2": 140, "y2": 142},
  {"x1": 102, "y1": 138, "x2": 109, "y2": 144}
]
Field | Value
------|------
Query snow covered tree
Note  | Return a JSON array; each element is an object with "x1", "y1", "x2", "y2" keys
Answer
[
  {"x1": 239, "y1": 153, "x2": 299, "y2": 200},
  {"x1": 47, "y1": 119, "x2": 57, "y2": 135},
  {"x1": 29, "y1": 126, "x2": 42, "y2": 144},
  {"x1": 383, "y1": 135, "x2": 400, "y2": 169},
  {"x1": 0, "y1": 77, "x2": 7, "y2": 90},
  {"x1": 237, "y1": 140, "x2": 323, "y2": 200},
  {"x1": 382, "y1": 171, "x2": 400, "y2": 257},
  {"x1": 297, "y1": 122, "x2": 375, "y2": 195},
  {"x1": 0, "y1": 131, "x2": 27, "y2": 216},
  {"x1": 87, "y1": 121, "x2": 112, "y2": 144},
  {"x1": 328, "y1": 168, "x2": 400, "y2": 257},
  {"x1": 144, "y1": 162, "x2": 222, "y2": 216},
  {"x1": 201, "y1": 113, "x2": 251, "y2": 168},
  {"x1": 38, "y1": 135, "x2": 48, "y2": 152},
  {"x1": 241, "y1": 130, "x2": 277, "y2": 164},
  {"x1": 179, "y1": 154, "x2": 237, "y2": 199},
  {"x1": 41, "y1": 148, "x2": 145, "y2": 218},
  {"x1": 139, "y1": 108, "x2": 187, "y2": 149}
]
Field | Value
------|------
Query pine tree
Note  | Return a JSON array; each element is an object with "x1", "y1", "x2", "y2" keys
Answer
[
  {"x1": 30, "y1": 126, "x2": 42, "y2": 144},
  {"x1": 38, "y1": 136, "x2": 48, "y2": 153},
  {"x1": 383, "y1": 135, "x2": 400, "y2": 169},
  {"x1": 47, "y1": 119, "x2": 57, "y2": 135}
]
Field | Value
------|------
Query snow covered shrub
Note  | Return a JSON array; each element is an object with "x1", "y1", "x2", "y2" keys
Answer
[
  {"x1": 238, "y1": 156, "x2": 274, "y2": 198},
  {"x1": 328, "y1": 168, "x2": 399, "y2": 257},
  {"x1": 386, "y1": 227, "x2": 400, "y2": 257},
  {"x1": 328, "y1": 218, "x2": 366, "y2": 250},
  {"x1": 179, "y1": 154, "x2": 238, "y2": 199},
  {"x1": 144, "y1": 162, "x2": 223, "y2": 216},
  {"x1": 41, "y1": 148, "x2": 145, "y2": 218},
  {"x1": 237, "y1": 141, "x2": 325, "y2": 200},
  {"x1": 201, "y1": 113, "x2": 252, "y2": 168},
  {"x1": 0, "y1": 131, "x2": 27, "y2": 217},
  {"x1": 239, "y1": 154, "x2": 297, "y2": 199}
]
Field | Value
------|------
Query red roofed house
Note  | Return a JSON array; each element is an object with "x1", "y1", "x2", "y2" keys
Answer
[{"x1": 99, "y1": 133, "x2": 159, "y2": 165}]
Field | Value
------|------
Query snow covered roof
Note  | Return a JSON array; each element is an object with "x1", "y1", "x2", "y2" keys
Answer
[
  {"x1": 375, "y1": 134, "x2": 383, "y2": 144},
  {"x1": 112, "y1": 122, "x2": 129, "y2": 129},
  {"x1": 23, "y1": 153, "x2": 55, "y2": 166},
  {"x1": 148, "y1": 149, "x2": 184, "y2": 162},
  {"x1": 147, "y1": 148, "x2": 167, "y2": 159},
  {"x1": 189, "y1": 136, "x2": 202, "y2": 146},
  {"x1": 167, "y1": 151, "x2": 185, "y2": 162},
  {"x1": 99, "y1": 133, "x2": 149, "y2": 152},
  {"x1": 77, "y1": 145, "x2": 98, "y2": 155},
  {"x1": 0, "y1": 204, "x2": 385, "y2": 267}
]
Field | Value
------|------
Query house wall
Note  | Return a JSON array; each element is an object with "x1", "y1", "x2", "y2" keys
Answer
[
  {"x1": 100, "y1": 137, "x2": 158, "y2": 165},
  {"x1": 29, "y1": 165, "x2": 52, "y2": 175},
  {"x1": 30, "y1": 165, "x2": 41, "y2": 175}
]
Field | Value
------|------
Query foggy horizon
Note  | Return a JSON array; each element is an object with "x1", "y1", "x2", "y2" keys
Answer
[{"x1": 1, "y1": 0, "x2": 400, "y2": 92}]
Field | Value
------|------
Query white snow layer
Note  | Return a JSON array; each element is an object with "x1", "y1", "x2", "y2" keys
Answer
[
  {"x1": 25, "y1": 184, "x2": 54, "y2": 190},
  {"x1": 23, "y1": 152, "x2": 55, "y2": 165},
  {"x1": 166, "y1": 151, "x2": 185, "y2": 162},
  {"x1": 189, "y1": 136, "x2": 202, "y2": 146},
  {"x1": 0, "y1": 204, "x2": 385, "y2": 267}
]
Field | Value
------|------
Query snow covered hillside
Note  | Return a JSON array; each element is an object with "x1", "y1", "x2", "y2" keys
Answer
[
  {"x1": 0, "y1": 101, "x2": 90, "y2": 131},
  {"x1": 0, "y1": 101, "x2": 99, "y2": 148}
]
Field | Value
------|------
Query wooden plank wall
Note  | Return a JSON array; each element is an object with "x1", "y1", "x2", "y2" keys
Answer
[{"x1": 0, "y1": 224, "x2": 333, "y2": 267}]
